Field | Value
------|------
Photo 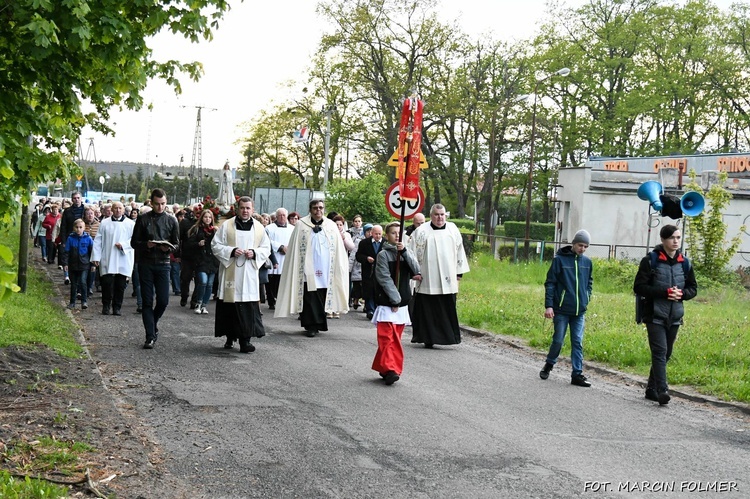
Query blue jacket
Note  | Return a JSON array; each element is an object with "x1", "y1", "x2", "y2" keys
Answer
[
  {"x1": 64, "y1": 231, "x2": 94, "y2": 271},
  {"x1": 544, "y1": 246, "x2": 593, "y2": 316}
]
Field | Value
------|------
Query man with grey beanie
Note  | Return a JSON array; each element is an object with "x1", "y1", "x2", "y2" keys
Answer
[{"x1": 539, "y1": 229, "x2": 594, "y2": 387}]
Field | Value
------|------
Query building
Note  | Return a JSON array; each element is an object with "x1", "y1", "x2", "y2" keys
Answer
[{"x1": 555, "y1": 153, "x2": 750, "y2": 263}]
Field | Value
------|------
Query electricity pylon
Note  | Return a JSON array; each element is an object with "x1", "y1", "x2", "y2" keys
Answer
[{"x1": 183, "y1": 105, "x2": 216, "y2": 204}]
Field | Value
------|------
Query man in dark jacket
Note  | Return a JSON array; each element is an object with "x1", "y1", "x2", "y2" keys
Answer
[
  {"x1": 539, "y1": 229, "x2": 594, "y2": 387},
  {"x1": 355, "y1": 224, "x2": 383, "y2": 319},
  {"x1": 59, "y1": 191, "x2": 85, "y2": 268},
  {"x1": 130, "y1": 188, "x2": 180, "y2": 349}
]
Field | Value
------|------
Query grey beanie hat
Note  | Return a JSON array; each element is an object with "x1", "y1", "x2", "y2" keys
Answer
[{"x1": 572, "y1": 230, "x2": 591, "y2": 245}]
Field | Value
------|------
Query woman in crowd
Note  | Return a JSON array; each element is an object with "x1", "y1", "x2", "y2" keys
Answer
[
  {"x1": 42, "y1": 203, "x2": 61, "y2": 266},
  {"x1": 83, "y1": 206, "x2": 101, "y2": 294},
  {"x1": 128, "y1": 206, "x2": 142, "y2": 312},
  {"x1": 347, "y1": 215, "x2": 365, "y2": 309},
  {"x1": 288, "y1": 212, "x2": 299, "y2": 226},
  {"x1": 184, "y1": 209, "x2": 219, "y2": 315},
  {"x1": 37, "y1": 205, "x2": 51, "y2": 261}
]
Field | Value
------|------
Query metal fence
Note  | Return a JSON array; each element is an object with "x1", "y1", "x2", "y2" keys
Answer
[{"x1": 476, "y1": 233, "x2": 750, "y2": 270}]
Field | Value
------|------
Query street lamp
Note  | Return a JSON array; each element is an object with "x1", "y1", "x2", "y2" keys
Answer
[{"x1": 524, "y1": 67, "x2": 570, "y2": 258}]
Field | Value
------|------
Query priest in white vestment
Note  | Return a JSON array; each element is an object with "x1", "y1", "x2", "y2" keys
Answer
[
  {"x1": 265, "y1": 207, "x2": 295, "y2": 310},
  {"x1": 407, "y1": 203, "x2": 470, "y2": 347},
  {"x1": 92, "y1": 202, "x2": 135, "y2": 316},
  {"x1": 211, "y1": 197, "x2": 271, "y2": 353},
  {"x1": 274, "y1": 199, "x2": 349, "y2": 337}
]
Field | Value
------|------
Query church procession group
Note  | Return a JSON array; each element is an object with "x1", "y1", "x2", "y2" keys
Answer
[
  {"x1": 37, "y1": 175, "x2": 472, "y2": 385},
  {"x1": 33, "y1": 177, "x2": 696, "y2": 400}
]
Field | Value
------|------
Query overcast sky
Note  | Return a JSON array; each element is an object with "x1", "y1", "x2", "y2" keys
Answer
[{"x1": 83, "y1": 0, "x2": 734, "y2": 172}]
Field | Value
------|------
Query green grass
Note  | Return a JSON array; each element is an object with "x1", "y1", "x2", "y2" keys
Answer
[
  {"x1": 0, "y1": 227, "x2": 82, "y2": 358},
  {"x1": 459, "y1": 252, "x2": 750, "y2": 403}
]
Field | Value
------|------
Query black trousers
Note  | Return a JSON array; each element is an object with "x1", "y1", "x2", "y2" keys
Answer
[
  {"x1": 267, "y1": 274, "x2": 281, "y2": 307},
  {"x1": 646, "y1": 323, "x2": 680, "y2": 393},
  {"x1": 180, "y1": 258, "x2": 199, "y2": 306},
  {"x1": 101, "y1": 273, "x2": 128, "y2": 311}
]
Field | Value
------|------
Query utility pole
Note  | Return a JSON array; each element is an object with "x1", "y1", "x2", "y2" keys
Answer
[
  {"x1": 183, "y1": 105, "x2": 216, "y2": 204},
  {"x1": 322, "y1": 104, "x2": 336, "y2": 190}
]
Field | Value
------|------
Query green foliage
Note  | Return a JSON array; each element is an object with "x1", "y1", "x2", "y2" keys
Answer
[
  {"x1": 503, "y1": 221, "x2": 554, "y2": 240},
  {"x1": 0, "y1": 0, "x2": 231, "y2": 223},
  {"x1": 325, "y1": 174, "x2": 391, "y2": 223},
  {"x1": 0, "y1": 470, "x2": 69, "y2": 498},
  {"x1": 684, "y1": 170, "x2": 746, "y2": 281},
  {"x1": 450, "y1": 219, "x2": 476, "y2": 231}
]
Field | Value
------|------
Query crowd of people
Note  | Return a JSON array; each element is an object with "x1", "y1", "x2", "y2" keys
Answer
[
  {"x1": 31, "y1": 190, "x2": 472, "y2": 386},
  {"x1": 31, "y1": 189, "x2": 696, "y2": 400}
]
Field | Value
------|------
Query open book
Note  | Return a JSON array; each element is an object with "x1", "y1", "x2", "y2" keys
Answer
[{"x1": 151, "y1": 240, "x2": 176, "y2": 250}]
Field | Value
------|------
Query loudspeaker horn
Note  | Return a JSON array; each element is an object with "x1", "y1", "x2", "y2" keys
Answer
[
  {"x1": 637, "y1": 181, "x2": 663, "y2": 211},
  {"x1": 680, "y1": 191, "x2": 705, "y2": 217}
]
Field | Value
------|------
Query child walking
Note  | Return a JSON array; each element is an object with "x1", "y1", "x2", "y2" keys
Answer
[
  {"x1": 371, "y1": 222, "x2": 421, "y2": 385},
  {"x1": 64, "y1": 219, "x2": 94, "y2": 310},
  {"x1": 539, "y1": 229, "x2": 594, "y2": 387}
]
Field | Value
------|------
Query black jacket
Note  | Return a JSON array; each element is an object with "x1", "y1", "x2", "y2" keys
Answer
[
  {"x1": 130, "y1": 211, "x2": 180, "y2": 265},
  {"x1": 184, "y1": 227, "x2": 220, "y2": 274},
  {"x1": 633, "y1": 245, "x2": 697, "y2": 326}
]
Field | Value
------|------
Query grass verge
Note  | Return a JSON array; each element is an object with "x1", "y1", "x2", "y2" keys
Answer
[{"x1": 459, "y1": 252, "x2": 750, "y2": 403}]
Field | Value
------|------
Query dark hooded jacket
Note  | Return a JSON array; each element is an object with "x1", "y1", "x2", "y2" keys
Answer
[{"x1": 544, "y1": 245, "x2": 593, "y2": 316}]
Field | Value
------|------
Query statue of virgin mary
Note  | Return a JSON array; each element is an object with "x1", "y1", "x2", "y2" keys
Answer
[{"x1": 217, "y1": 161, "x2": 235, "y2": 209}]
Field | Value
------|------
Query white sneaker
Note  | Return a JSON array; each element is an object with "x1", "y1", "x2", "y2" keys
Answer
[
  {"x1": 194, "y1": 306, "x2": 203, "y2": 314},
  {"x1": 201, "y1": 307, "x2": 209, "y2": 315}
]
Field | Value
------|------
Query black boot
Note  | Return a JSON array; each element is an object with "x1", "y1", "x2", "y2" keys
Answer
[
  {"x1": 239, "y1": 339, "x2": 255, "y2": 353},
  {"x1": 101, "y1": 304, "x2": 111, "y2": 315}
]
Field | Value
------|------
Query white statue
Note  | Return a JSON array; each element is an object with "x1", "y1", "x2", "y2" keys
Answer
[{"x1": 217, "y1": 161, "x2": 235, "y2": 209}]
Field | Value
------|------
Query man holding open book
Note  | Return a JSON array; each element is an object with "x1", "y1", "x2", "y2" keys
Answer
[{"x1": 130, "y1": 188, "x2": 180, "y2": 349}]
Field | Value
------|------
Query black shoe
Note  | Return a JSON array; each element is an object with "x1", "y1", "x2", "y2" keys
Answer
[
  {"x1": 268, "y1": 305, "x2": 275, "y2": 310},
  {"x1": 81, "y1": 303, "x2": 88, "y2": 310},
  {"x1": 424, "y1": 343, "x2": 434, "y2": 349},
  {"x1": 136, "y1": 307, "x2": 142, "y2": 313},
  {"x1": 223, "y1": 339, "x2": 234, "y2": 350},
  {"x1": 112, "y1": 308, "x2": 121, "y2": 316},
  {"x1": 571, "y1": 374, "x2": 591, "y2": 387},
  {"x1": 305, "y1": 329, "x2": 318, "y2": 338},
  {"x1": 143, "y1": 340, "x2": 155, "y2": 349},
  {"x1": 180, "y1": 297, "x2": 187, "y2": 307},
  {"x1": 540, "y1": 362, "x2": 553, "y2": 380},
  {"x1": 384, "y1": 371, "x2": 400, "y2": 385},
  {"x1": 645, "y1": 388, "x2": 659, "y2": 402},
  {"x1": 239, "y1": 342, "x2": 256, "y2": 353},
  {"x1": 366, "y1": 313, "x2": 373, "y2": 320},
  {"x1": 102, "y1": 306, "x2": 111, "y2": 315},
  {"x1": 657, "y1": 390, "x2": 671, "y2": 405}
]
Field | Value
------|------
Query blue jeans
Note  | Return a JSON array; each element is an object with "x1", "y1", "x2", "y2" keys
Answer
[
  {"x1": 132, "y1": 265, "x2": 142, "y2": 308},
  {"x1": 39, "y1": 236, "x2": 48, "y2": 260},
  {"x1": 138, "y1": 263, "x2": 171, "y2": 342},
  {"x1": 546, "y1": 313, "x2": 585, "y2": 376},
  {"x1": 195, "y1": 271, "x2": 216, "y2": 307},
  {"x1": 170, "y1": 261, "x2": 181, "y2": 294},
  {"x1": 69, "y1": 269, "x2": 88, "y2": 305}
]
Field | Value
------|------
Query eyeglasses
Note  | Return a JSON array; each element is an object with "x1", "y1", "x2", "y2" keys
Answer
[{"x1": 311, "y1": 206, "x2": 324, "y2": 210}]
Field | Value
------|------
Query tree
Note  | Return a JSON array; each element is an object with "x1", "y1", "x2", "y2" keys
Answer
[
  {"x1": 325, "y1": 174, "x2": 391, "y2": 223},
  {"x1": 684, "y1": 170, "x2": 746, "y2": 281}
]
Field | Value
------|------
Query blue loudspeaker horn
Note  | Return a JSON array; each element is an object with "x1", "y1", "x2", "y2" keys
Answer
[
  {"x1": 680, "y1": 191, "x2": 705, "y2": 217},
  {"x1": 637, "y1": 181, "x2": 663, "y2": 211}
]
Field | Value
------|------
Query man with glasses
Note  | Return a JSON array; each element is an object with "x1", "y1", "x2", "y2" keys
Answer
[{"x1": 275, "y1": 199, "x2": 349, "y2": 337}]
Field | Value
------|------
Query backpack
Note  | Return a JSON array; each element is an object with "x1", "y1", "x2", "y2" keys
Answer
[{"x1": 635, "y1": 251, "x2": 691, "y2": 324}]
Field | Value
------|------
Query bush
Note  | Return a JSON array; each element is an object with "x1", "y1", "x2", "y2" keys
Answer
[
  {"x1": 451, "y1": 218, "x2": 476, "y2": 231},
  {"x1": 503, "y1": 221, "x2": 554, "y2": 240}
]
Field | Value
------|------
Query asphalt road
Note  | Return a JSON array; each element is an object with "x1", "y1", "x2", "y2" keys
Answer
[{"x1": 75, "y1": 288, "x2": 749, "y2": 498}]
